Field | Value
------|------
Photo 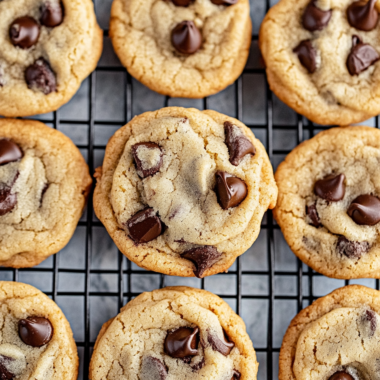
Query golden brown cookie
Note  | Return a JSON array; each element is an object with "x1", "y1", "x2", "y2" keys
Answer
[
  {"x1": 280, "y1": 285, "x2": 380, "y2": 380},
  {"x1": 0, "y1": 118, "x2": 92, "y2": 268},
  {"x1": 89, "y1": 286, "x2": 258, "y2": 380},
  {"x1": 0, "y1": 0, "x2": 103, "y2": 117},
  {"x1": 259, "y1": 0, "x2": 380, "y2": 125},
  {"x1": 93, "y1": 107, "x2": 277, "y2": 278},
  {"x1": 0, "y1": 281, "x2": 78, "y2": 380},
  {"x1": 109, "y1": 0, "x2": 251, "y2": 98},
  {"x1": 274, "y1": 126, "x2": 380, "y2": 279}
]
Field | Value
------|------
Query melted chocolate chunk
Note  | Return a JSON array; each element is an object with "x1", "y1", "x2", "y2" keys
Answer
[
  {"x1": 127, "y1": 208, "x2": 163, "y2": 243},
  {"x1": 181, "y1": 246, "x2": 222, "y2": 278},
  {"x1": 164, "y1": 327, "x2": 199, "y2": 358},
  {"x1": 207, "y1": 330, "x2": 234, "y2": 356},
  {"x1": 0, "y1": 360, "x2": 13, "y2": 380},
  {"x1": 224, "y1": 121, "x2": 256, "y2": 166},
  {"x1": 347, "y1": 0, "x2": 378, "y2": 31},
  {"x1": 232, "y1": 370, "x2": 241, "y2": 380},
  {"x1": 171, "y1": 21, "x2": 202, "y2": 55},
  {"x1": 132, "y1": 142, "x2": 163, "y2": 178},
  {"x1": 211, "y1": 0, "x2": 238, "y2": 4},
  {"x1": 9, "y1": 17, "x2": 40, "y2": 49},
  {"x1": 171, "y1": 0, "x2": 193, "y2": 5},
  {"x1": 25, "y1": 58, "x2": 56, "y2": 94},
  {"x1": 215, "y1": 171, "x2": 247, "y2": 210},
  {"x1": 336, "y1": 236, "x2": 370, "y2": 259},
  {"x1": 306, "y1": 204, "x2": 321, "y2": 227},
  {"x1": 0, "y1": 139, "x2": 23, "y2": 166},
  {"x1": 360, "y1": 309, "x2": 377, "y2": 337},
  {"x1": 40, "y1": 2, "x2": 64, "y2": 27},
  {"x1": 293, "y1": 40, "x2": 317, "y2": 73},
  {"x1": 0, "y1": 186, "x2": 17, "y2": 217},
  {"x1": 302, "y1": 0, "x2": 332, "y2": 31},
  {"x1": 18, "y1": 317, "x2": 53, "y2": 347},
  {"x1": 347, "y1": 35, "x2": 380, "y2": 75},
  {"x1": 347, "y1": 194, "x2": 380, "y2": 226},
  {"x1": 314, "y1": 174, "x2": 345, "y2": 202},
  {"x1": 140, "y1": 356, "x2": 167, "y2": 380},
  {"x1": 329, "y1": 372, "x2": 354, "y2": 380}
]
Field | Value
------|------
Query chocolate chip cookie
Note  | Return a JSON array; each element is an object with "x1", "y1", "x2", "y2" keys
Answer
[
  {"x1": 93, "y1": 107, "x2": 277, "y2": 278},
  {"x1": 89, "y1": 286, "x2": 257, "y2": 380},
  {"x1": 0, "y1": 0, "x2": 103, "y2": 117},
  {"x1": 0, "y1": 119, "x2": 92, "y2": 268},
  {"x1": 280, "y1": 285, "x2": 380, "y2": 380},
  {"x1": 0, "y1": 281, "x2": 78, "y2": 380},
  {"x1": 274, "y1": 126, "x2": 380, "y2": 279},
  {"x1": 109, "y1": 0, "x2": 251, "y2": 98},
  {"x1": 259, "y1": 0, "x2": 380, "y2": 125}
]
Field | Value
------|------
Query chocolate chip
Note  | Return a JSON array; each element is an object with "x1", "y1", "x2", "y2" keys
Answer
[
  {"x1": 306, "y1": 204, "x2": 321, "y2": 227},
  {"x1": 302, "y1": 0, "x2": 332, "y2": 31},
  {"x1": 347, "y1": 0, "x2": 378, "y2": 31},
  {"x1": 164, "y1": 327, "x2": 199, "y2": 358},
  {"x1": 347, "y1": 35, "x2": 380, "y2": 75},
  {"x1": 347, "y1": 194, "x2": 380, "y2": 226},
  {"x1": 215, "y1": 171, "x2": 247, "y2": 210},
  {"x1": 25, "y1": 58, "x2": 56, "y2": 95},
  {"x1": 232, "y1": 370, "x2": 241, "y2": 380},
  {"x1": 18, "y1": 317, "x2": 53, "y2": 347},
  {"x1": 211, "y1": 0, "x2": 238, "y2": 4},
  {"x1": 0, "y1": 139, "x2": 22, "y2": 166},
  {"x1": 224, "y1": 121, "x2": 255, "y2": 166},
  {"x1": 329, "y1": 372, "x2": 354, "y2": 380},
  {"x1": 0, "y1": 186, "x2": 17, "y2": 217},
  {"x1": 293, "y1": 40, "x2": 317, "y2": 73},
  {"x1": 337, "y1": 236, "x2": 370, "y2": 259},
  {"x1": 360, "y1": 309, "x2": 377, "y2": 337},
  {"x1": 207, "y1": 330, "x2": 234, "y2": 356},
  {"x1": 171, "y1": 0, "x2": 193, "y2": 6},
  {"x1": 140, "y1": 357, "x2": 167, "y2": 380},
  {"x1": 132, "y1": 142, "x2": 163, "y2": 178},
  {"x1": 0, "y1": 360, "x2": 13, "y2": 380},
  {"x1": 314, "y1": 173, "x2": 345, "y2": 202},
  {"x1": 191, "y1": 358, "x2": 205, "y2": 371},
  {"x1": 40, "y1": 2, "x2": 64, "y2": 27},
  {"x1": 127, "y1": 208, "x2": 163, "y2": 243},
  {"x1": 171, "y1": 21, "x2": 202, "y2": 55},
  {"x1": 181, "y1": 246, "x2": 222, "y2": 278},
  {"x1": 9, "y1": 17, "x2": 40, "y2": 49}
]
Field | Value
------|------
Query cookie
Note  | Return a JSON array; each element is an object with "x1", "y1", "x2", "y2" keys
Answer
[
  {"x1": 280, "y1": 285, "x2": 380, "y2": 380},
  {"x1": 0, "y1": 0, "x2": 103, "y2": 117},
  {"x1": 259, "y1": 0, "x2": 380, "y2": 126},
  {"x1": 0, "y1": 118, "x2": 92, "y2": 268},
  {"x1": 93, "y1": 107, "x2": 277, "y2": 278},
  {"x1": 273, "y1": 126, "x2": 380, "y2": 279},
  {"x1": 89, "y1": 286, "x2": 258, "y2": 380},
  {"x1": 109, "y1": 0, "x2": 251, "y2": 98},
  {"x1": 0, "y1": 281, "x2": 78, "y2": 380}
]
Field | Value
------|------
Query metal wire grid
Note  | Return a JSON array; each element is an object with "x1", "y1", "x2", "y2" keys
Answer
[{"x1": 1, "y1": 0, "x2": 379, "y2": 379}]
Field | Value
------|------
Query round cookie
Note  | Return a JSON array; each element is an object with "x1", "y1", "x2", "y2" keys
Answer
[
  {"x1": 109, "y1": 0, "x2": 251, "y2": 98},
  {"x1": 89, "y1": 286, "x2": 258, "y2": 380},
  {"x1": 0, "y1": 281, "x2": 78, "y2": 380},
  {"x1": 0, "y1": 118, "x2": 92, "y2": 268},
  {"x1": 0, "y1": 0, "x2": 103, "y2": 117},
  {"x1": 259, "y1": 0, "x2": 380, "y2": 125},
  {"x1": 274, "y1": 126, "x2": 380, "y2": 279},
  {"x1": 280, "y1": 285, "x2": 380, "y2": 380},
  {"x1": 93, "y1": 107, "x2": 277, "y2": 278}
]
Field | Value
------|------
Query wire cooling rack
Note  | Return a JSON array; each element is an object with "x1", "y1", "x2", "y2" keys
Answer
[{"x1": 2, "y1": 0, "x2": 380, "y2": 379}]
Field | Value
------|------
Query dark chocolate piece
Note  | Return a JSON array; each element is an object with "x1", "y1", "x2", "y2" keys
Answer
[
  {"x1": 164, "y1": 327, "x2": 199, "y2": 358},
  {"x1": 306, "y1": 204, "x2": 321, "y2": 227},
  {"x1": 360, "y1": 309, "x2": 377, "y2": 337},
  {"x1": 171, "y1": 21, "x2": 202, "y2": 55},
  {"x1": 336, "y1": 236, "x2": 370, "y2": 259},
  {"x1": 215, "y1": 171, "x2": 247, "y2": 210},
  {"x1": 347, "y1": 194, "x2": 380, "y2": 226},
  {"x1": 140, "y1": 356, "x2": 167, "y2": 380},
  {"x1": 127, "y1": 208, "x2": 163, "y2": 243},
  {"x1": 25, "y1": 58, "x2": 57, "y2": 94},
  {"x1": 9, "y1": 17, "x2": 40, "y2": 49},
  {"x1": 40, "y1": 1, "x2": 64, "y2": 27},
  {"x1": 0, "y1": 139, "x2": 23, "y2": 166},
  {"x1": 0, "y1": 186, "x2": 17, "y2": 216},
  {"x1": 302, "y1": 0, "x2": 332, "y2": 31},
  {"x1": 181, "y1": 246, "x2": 222, "y2": 278},
  {"x1": 132, "y1": 142, "x2": 163, "y2": 178},
  {"x1": 293, "y1": 40, "x2": 317, "y2": 73},
  {"x1": 18, "y1": 317, "x2": 53, "y2": 347},
  {"x1": 347, "y1": 35, "x2": 380, "y2": 75},
  {"x1": 211, "y1": 0, "x2": 238, "y2": 4},
  {"x1": 314, "y1": 174, "x2": 345, "y2": 202},
  {"x1": 329, "y1": 372, "x2": 354, "y2": 380},
  {"x1": 347, "y1": 0, "x2": 378, "y2": 31},
  {"x1": 207, "y1": 330, "x2": 234, "y2": 356}
]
